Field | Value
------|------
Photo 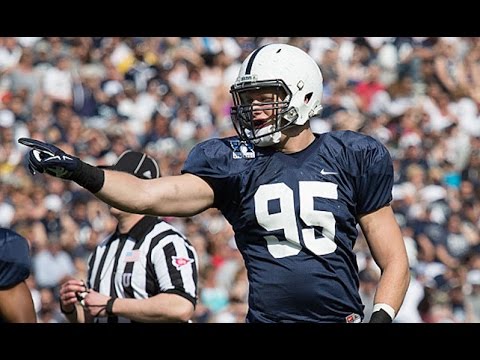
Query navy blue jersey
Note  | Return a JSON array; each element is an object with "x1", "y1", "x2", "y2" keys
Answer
[
  {"x1": 0, "y1": 228, "x2": 31, "y2": 289},
  {"x1": 182, "y1": 131, "x2": 394, "y2": 323}
]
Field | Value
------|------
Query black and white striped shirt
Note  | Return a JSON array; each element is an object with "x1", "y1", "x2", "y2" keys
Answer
[{"x1": 87, "y1": 216, "x2": 198, "y2": 323}]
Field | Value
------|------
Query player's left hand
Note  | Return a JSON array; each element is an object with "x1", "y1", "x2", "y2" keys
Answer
[{"x1": 18, "y1": 137, "x2": 80, "y2": 178}]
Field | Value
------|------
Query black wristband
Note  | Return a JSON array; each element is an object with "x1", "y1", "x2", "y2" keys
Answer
[
  {"x1": 369, "y1": 308, "x2": 393, "y2": 323},
  {"x1": 72, "y1": 161, "x2": 105, "y2": 194},
  {"x1": 60, "y1": 303, "x2": 76, "y2": 315},
  {"x1": 105, "y1": 297, "x2": 116, "y2": 317}
]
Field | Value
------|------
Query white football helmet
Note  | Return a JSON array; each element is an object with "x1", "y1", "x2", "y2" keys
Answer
[{"x1": 230, "y1": 43, "x2": 323, "y2": 147}]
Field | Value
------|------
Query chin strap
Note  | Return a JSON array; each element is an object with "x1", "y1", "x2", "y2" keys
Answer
[{"x1": 251, "y1": 126, "x2": 282, "y2": 147}]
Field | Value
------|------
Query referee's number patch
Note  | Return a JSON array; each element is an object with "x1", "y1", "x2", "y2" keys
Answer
[{"x1": 171, "y1": 256, "x2": 194, "y2": 270}]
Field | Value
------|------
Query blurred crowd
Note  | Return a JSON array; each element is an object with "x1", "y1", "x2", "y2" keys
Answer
[{"x1": 1, "y1": 37, "x2": 480, "y2": 323}]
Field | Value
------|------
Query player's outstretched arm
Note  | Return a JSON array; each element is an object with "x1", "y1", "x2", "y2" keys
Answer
[
  {"x1": 98, "y1": 171, "x2": 214, "y2": 217},
  {"x1": 358, "y1": 205, "x2": 410, "y2": 323},
  {"x1": 18, "y1": 138, "x2": 215, "y2": 217}
]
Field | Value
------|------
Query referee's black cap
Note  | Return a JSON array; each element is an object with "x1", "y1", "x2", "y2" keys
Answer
[{"x1": 99, "y1": 151, "x2": 160, "y2": 179}]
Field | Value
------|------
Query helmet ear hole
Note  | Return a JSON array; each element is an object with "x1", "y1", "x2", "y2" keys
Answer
[{"x1": 304, "y1": 92, "x2": 313, "y2": 105}]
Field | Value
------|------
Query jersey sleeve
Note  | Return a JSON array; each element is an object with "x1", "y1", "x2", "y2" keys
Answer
[
  {"x1": 353, "y1": 138, "x2": 394, "y2": 215},
  {"x1": 182, "y1": 138, "x2": 235, "y2": 178},
  {"x1": 181, "y1": 138, "x2": 243, "y2": 210},
  {"x1": 329, "y1": 131, "x2": 394, "y2": 215},
  {"x1": 0, "y1": 229, "x2": 31, "y2": 289}
]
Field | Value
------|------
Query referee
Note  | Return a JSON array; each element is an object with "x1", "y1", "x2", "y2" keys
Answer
[{"x1": 59, "y1": 151, "x2": 198, "y2": 323}]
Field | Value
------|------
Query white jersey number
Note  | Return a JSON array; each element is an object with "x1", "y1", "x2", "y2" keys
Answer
[{"x1": 254, "y1": 181, "x2": 338, "y2": 258}]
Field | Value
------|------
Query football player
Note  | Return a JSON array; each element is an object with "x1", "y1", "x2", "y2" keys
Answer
[{"x1": 19, "y1": 43, "x2": 409, "y2": 323}]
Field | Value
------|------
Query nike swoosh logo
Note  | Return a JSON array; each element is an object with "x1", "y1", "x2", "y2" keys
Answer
[
  {"x1": 320, "y1": 169, "x2": 338, "y2": 175},
  {"x1": 47, "y1": 155, "x2": 73, "y2": 161}
]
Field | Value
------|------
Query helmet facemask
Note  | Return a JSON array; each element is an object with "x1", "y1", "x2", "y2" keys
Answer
[{"x1": 230, "y1": 80, "x2": 296, "y2": 147}]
